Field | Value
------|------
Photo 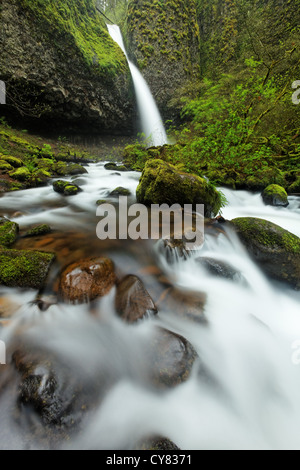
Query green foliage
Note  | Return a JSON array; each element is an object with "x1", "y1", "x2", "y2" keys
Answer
[{"x1": 18, "y1": 0, "x2": 127, "y2": 79}]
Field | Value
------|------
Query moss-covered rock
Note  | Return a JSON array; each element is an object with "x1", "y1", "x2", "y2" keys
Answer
[
  {"x1": 262, "y1": 185, "x2": 289, "y2": 207},
  {"x1": 53, "y1": 180, "x2": 81, "y2": 195},
  {"x1": 109, "y1": 187, "x2": 131, "y2": 197},
  {"x1": 9, "y1": 167, "x2": 31, "y2": 182},
  {"x1": 230, "y1": 217, "x2": 300, "y2": 289},
  {"x1": 136, "y1": 159, "x2": 222, "y2": 217},
  {"x1": 0, "y1": 249, "x2": 55, "y2": 289},
  {"x1": 30, "y1": 169, "x2": 52, "y2": 186},
  {"x1": 1, "y1": 155, "x2": 23, "y2": 168},
  {"x1": 63, "y1": 184, "x2": 81, "y2": 196},
  {"x1": 0, "y1": 160, "x2": 14, "y2": 172},
  {"x1": 24, "y1": 224, "x2": 52, "y2": 238},
  {"x1": 0, "y1": 217, "x2": 19, "y2": 247}
]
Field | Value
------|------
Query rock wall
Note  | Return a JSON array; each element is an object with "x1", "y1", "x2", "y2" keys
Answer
[
  {"x1": 0, "y1": 0, "x2": 135, "y2": 134},
  {"x1": 125, "y1": 0, "x2": 200, "y2": 123}
]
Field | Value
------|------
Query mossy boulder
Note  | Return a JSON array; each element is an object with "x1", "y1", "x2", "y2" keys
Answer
[
  {"x1": 136, "y1": 159, "x2": 222, "y2": 217},
  {"x1": 0, "y1": 160, "x2": 14, "y2": 172},
  {"x1": 109, "y1": 187, "x2": 131, "y2": 197},
  {"x1": 0, "y1": 217, "x2": 19, "y2": 247},
  {"x1": 24, "y1": 224, "x2": 52, "y2": 238},
  {"x1": 30, "y1": 169, "x2": 52, "y2": 186},
  {"x1": 104, "y1": 163, "x2": 129, "y2": 172},
  {"x1": 231, "y1": 217, "x2": 300, "y2": 289},
  {"x1": 0, "y1": 249, "x2": 55, "y2": 289},
  {"x1": 53, "y1": 180, "x2": 81, "y2": 196},
  {"x1": 10, "y1": 167, "x2": 31, "y2": 182},
  {"x1": 262, "y1": 185, "x2": 289, "y2": 207},
  {"x1": 1, "y1": 156, "x2": 23, "y2": 168}
]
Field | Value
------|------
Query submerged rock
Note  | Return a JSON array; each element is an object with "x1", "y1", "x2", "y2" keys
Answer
[
  {"x1": 59, "y1": 257, "x2": 116, "y2": 303},
  {"x1": 109, "y1": 187, "x2": 131, "y2": 197},
  {"x1": 136, "y1": 159, "x2": 222, "y2": 218},
  {"x1": 0, "y1": 249, "x2": 55, "y2": 289},
  {"x1": 261, "y1": 184, "x2": 289, "y2": 207},
  {"x1": 196, "y1": 257, "x2": 242, "y2": 282},
  {"x1": 231, "y1": 217, "x2": 300, "y2": 289},
  {"x1": 23, "y1": 224, "x2": 52, "y2": 238},
  {"x1": 0, "y1": 217, "x2": 19, "y2": 247},
  {"x1": 115, "y1": 275, "x2": 157, "y2": 323},
  {"x1": 147, "y1": 327, "x2": 198, "y2": 388}
]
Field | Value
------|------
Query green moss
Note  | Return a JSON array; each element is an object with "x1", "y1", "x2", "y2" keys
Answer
[
  {"x1": 1, "y1": 156, "x2": 23, "y2": 168},
  {"x1": 9, "y1": 167, "x2": 31, "y2": 182},
  {"x1": 231, "y1": 218, "x2": 300, "y2": 254},
  {"x1": 63, "y1": 185, "x2": 80, "y2": 196},
  {"x1": 262, "y1": 184, "x2": 288, "y2": 206},
  {"x1": 0, "y1": 161, "x2": 14, "y2": 172},
  {"x1": 24, "y1": 224, "x2": 52, "y2": 238},
  {"x1": 0, "y1": 249, "x2": 55, "y2": 289},
  {"x1": 18, "y1": 0, "x2": 127, "y2": 79},
  {"x1": 0, "y1": 218, "x2": 19, "y2": 247},
  {"x1": 53, "y1": 180, "x2": 68, "y2": 194},
  {"x1": 109, "y1": 187, "x2": 131, "y2": 197},
  {"x1": 136, "y1": 159, "x2": 222, "y2": 217}
]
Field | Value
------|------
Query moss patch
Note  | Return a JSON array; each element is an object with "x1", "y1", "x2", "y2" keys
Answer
[
  {"x1": 0, "y1": 217, "x2": 19, "y2": 247},
  {"x1": 0, "y1": 249, "x2": 55, "y2": 289},
  {"x1": 24, "y1": 224, "x2": 52, "y2": 238}
]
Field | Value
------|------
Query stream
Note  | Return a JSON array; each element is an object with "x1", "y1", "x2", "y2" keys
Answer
[{"x1": 0, "y1": 163, "x2": 300, "y2": 450}]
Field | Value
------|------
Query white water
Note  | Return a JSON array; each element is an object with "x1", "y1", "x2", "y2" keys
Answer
[
  {"x1": 0, "y1": 168, "x2": 300, "y2": 450},
  {"x1": 107, "y1": 25, "x2": 168, "y2": 147}
]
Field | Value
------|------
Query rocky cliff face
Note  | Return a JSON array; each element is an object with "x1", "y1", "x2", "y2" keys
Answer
[
  {"x1": 125, "y1": 0, "x2": 200, "y2": 123},
  {"x1": 0, "y1": 0, "x2": 135, "y2": 134}
]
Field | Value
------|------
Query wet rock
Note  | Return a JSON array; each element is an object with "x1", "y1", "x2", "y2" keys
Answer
[
  {"x1": 136, "y1": 159, "x2": 222, "y2": 217},
  {"x1": 157, "y1": 287, "x2": 207, "y2": 324},
  {"x1": 261, "y1": 184, "x2": 289, "y2": 207},
  {"x1": 96, "y1": 199, "x2": 108, "y2": 206},
  {"x1": 23, "y1": 224, "x2": 52, "y2": 238},
  {"x1": 33, "y1": 294, "x2": 58, "y2": 312},
  {"x1": 148, "y1": 328, "x2": 198, "y2": 388},
  {"x1": 109, "y1": 187, "x2": 131, "y2": 197},
  {"x1": 104, "y1": 163, "x2": 129, "y2": 172},
  {"x1": 196, "y1": 257, "x2": 242, "y2": 281},
  {"x1": 231, "y1": 217, "x2": 300, "y2": 289},
  {"x1": 137, "y1": 436, "x2": 180, "y2": 450},
  {"x1": 53, "y1": 180, "x2": 81, "y2": 196},
  {"x1": 115, "y1": 275, "x2": 157, "y2": 323},
  {"x1": 0, "y1": 249, "x2": 55, "y2": 289},
  {"x1": 0, "y1": 217, "x2": 19, "y2": 247},
  {"x1": 59, "y1": 257, "x2": 116, "y2": 303}
]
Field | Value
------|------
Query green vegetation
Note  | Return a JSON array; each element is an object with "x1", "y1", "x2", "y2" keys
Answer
[
  {"x1": 0, "y1": 218, "x2": 19, "y2": 247},
  {"x1": 0, "y1": 249, "x2": 55, "y2": 289},
  {"x1": 24, "y1": 224, "x2": 52, "y2": 238},
  {"x1": 18, "y1": 0, "x2": 127, "y2": 79}
]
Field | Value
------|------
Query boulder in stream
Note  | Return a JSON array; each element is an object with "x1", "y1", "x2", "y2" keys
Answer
[
  {"x1": 59, "y1": 257, "x2": 116, "y2": 303},
  {"x1": 231, "y1": 217, "x2": 300, "y2": 289},
  {"x1": 53, "y1": 180, "x2": 81, "y2": 196},
  {"x1": 0, "y1": 249, "x2": 55, "y2": 289},
  {"x1": 115, "y1": 275, "x2": 157, "y2": 323},
  {"x1": 261, "y1": 184, "x2": 289, "y2": 207},
  {"x1": 136, "y1": 159, "x2": 222, "y2": 218},
  {"x1": 0, "y1": 217, "x2": 19, "y2": 247}
]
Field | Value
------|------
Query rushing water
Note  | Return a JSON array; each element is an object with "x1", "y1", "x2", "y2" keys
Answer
[
  {"x1": 0, "y1": 164, "x2": 300, "y2": 450},
  {"x1": 107, "y1": 25, "x2": 168, "y2": 148}
]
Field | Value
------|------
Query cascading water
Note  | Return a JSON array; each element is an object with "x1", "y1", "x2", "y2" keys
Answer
[
  {"x1": 107, "y1": 25, "x2": 168, "y2": 147},
  {"x1": 0, "y1": 166, "x2": 300, "y2": 450}
]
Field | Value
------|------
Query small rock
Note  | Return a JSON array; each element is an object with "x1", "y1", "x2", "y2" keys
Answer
[
  {"x1": 59, "y1": 257, "x2": 116, "y2": 303},
  {"x1": 261, "y1": 184, "x2": 289, "y2": 207},
  {"x1": 115, "y1": 275, "x2": 157, "y2": 323},
  {"x1": 0, "y1": 217, "x2": 19, "y2": 247},
  {"x1": 109, "y1": 187, "x2": 131, "y2": 197},
  {"x1": 147, "y1": 327, "x2": 197, "y2": 388},
  {"x1": 23, "y1": 224, "x2": 52, "y2": 238},
  {"x1": 196, "y1": 257, "x2": 242, "y2": 281}
]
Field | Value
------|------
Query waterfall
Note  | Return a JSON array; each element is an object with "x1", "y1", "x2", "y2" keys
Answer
[{"x1": 107, "y1": 24, "x2": 168, "y2": 148}]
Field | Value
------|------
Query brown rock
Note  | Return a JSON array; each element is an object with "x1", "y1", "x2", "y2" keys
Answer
[
  {"x1": 0, "y1": 296, "x2": 21, "y2": 318},
  {"x1": 59, "y1": 257, "x2": 116, "y2": 304},
  {"x1": 115, "y1": 275, "x2": 157, "y2": 323},
  {"x1": 157, "y1": 287, "x2": 207, "y2": 324}
]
